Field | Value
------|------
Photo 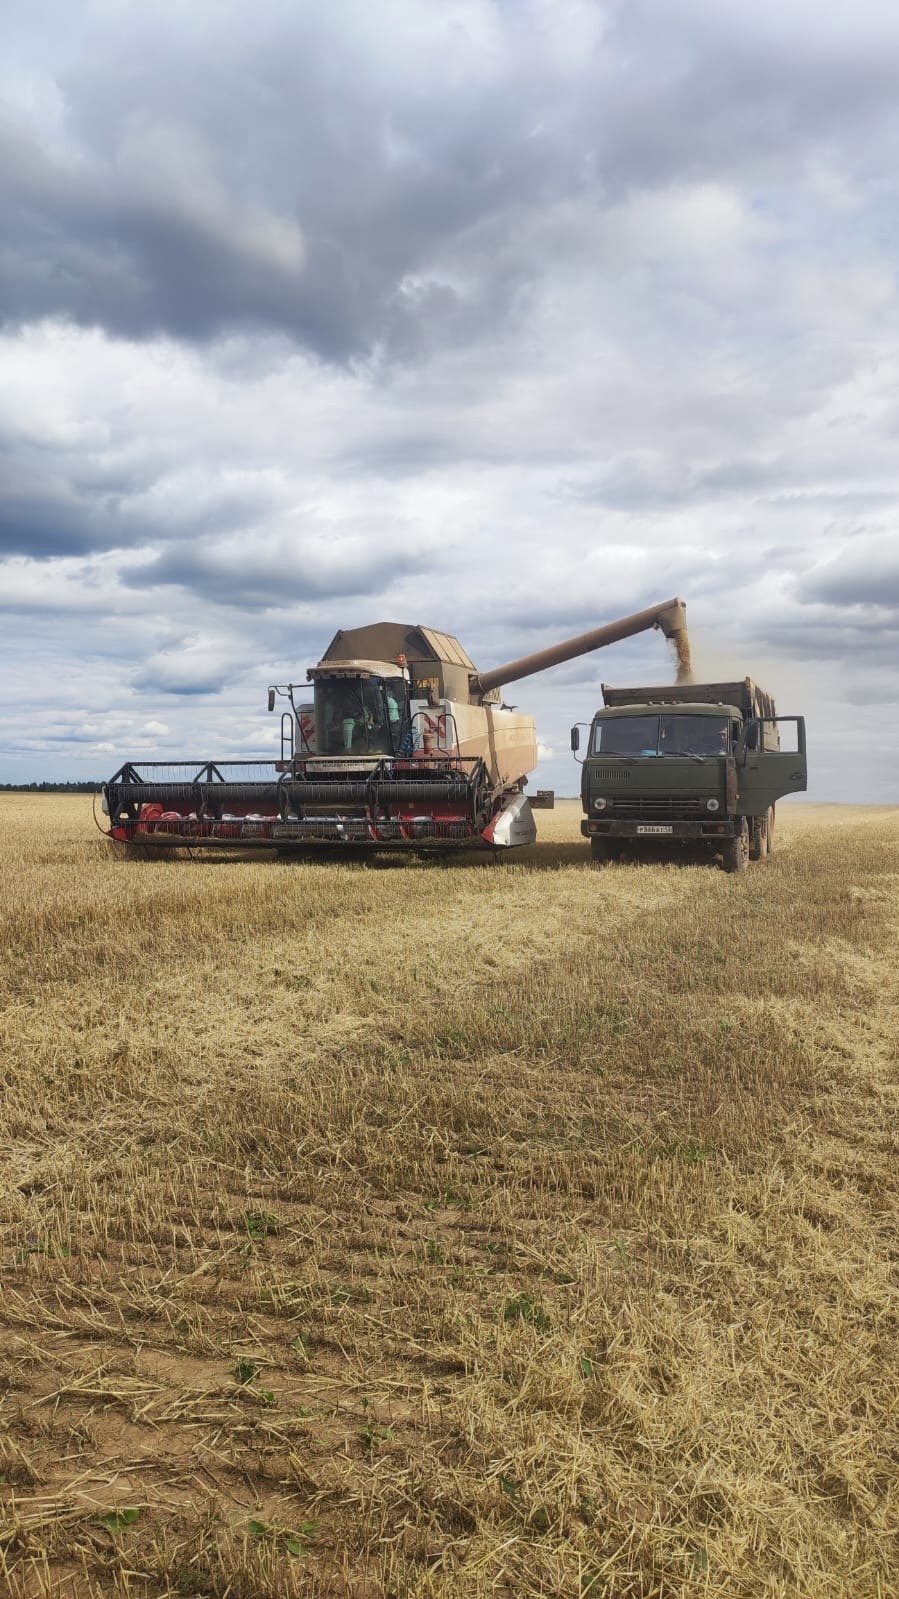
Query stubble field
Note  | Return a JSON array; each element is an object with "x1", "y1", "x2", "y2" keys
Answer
[{"x1": 0, "y1": 795, "x2": 897, "y2": 1599}]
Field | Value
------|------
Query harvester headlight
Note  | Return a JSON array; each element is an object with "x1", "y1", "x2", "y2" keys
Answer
[
  {"x1": 594, "y1": 797, "x2": 608, "y2": 811},
  {"x1": 706, "y1": 798, "x2": 720, "y2": 812}
]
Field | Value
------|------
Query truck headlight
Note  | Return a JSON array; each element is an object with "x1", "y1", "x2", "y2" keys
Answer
[
  {"x1": 706, "y1": 798, "x2": 720, "y2": 812},
  {"x1": 594, "y1": 797, "x2": 608, "y2": 811}
]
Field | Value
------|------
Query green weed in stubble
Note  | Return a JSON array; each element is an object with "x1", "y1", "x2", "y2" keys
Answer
[
  {"x1": 331, "y1": 1280, "x2": 373, "y2": 1306},
  {"x1": 291, "y1": 1331, "x2": 312, "y2": 1361},
  {"x1": 580, "y1": 1572, "x2": 608, "y2": 1597},
  {"x1": 243, "y1": 1208, "x2": 282, "y2": 1240},
  {"x1": 99, "y1": 1507, "x2": 141, "y2": 1535},
  {"x1": 234, "y1": 1357, "x2": 261, "y2": 1385},
  {"x1": 359, "y1": 1397, "x2": 393, "y2": 1456},
  {"x1": 504, "y1": 1294, "x2": 551, "y2": 1332},
  {"x1": 360, "y1": 1420, "x2": 394, "y2": 1455},
  {"x1": 14, "y1": 1235, "x2": 70, "y2": 1263},
  {"x1": 246, "y1": 1518, "x2": 318, "y2": 1557}
]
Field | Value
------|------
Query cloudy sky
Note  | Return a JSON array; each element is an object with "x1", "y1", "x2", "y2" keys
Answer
[{"x1": 2, "y1": 0, "x2": 898, "y2": 800}]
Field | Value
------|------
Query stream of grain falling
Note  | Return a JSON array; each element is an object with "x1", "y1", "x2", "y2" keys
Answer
[{"x1": 671, "y1": 628, "x2": 694, "y2": 685}]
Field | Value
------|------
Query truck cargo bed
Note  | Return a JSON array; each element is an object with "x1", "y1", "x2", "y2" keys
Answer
[{"x1": 601, "y1": 679, "x2": 776, "y2": 718}]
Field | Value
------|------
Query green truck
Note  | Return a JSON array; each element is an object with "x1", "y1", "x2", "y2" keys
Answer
[{"x1": 571, "y1": 680, "x2": 807, "y2": 872}]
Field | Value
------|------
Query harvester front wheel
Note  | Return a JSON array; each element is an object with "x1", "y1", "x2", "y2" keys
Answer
[{"x1": 722, "y1": 822, "x2": 749, "y2": 874}]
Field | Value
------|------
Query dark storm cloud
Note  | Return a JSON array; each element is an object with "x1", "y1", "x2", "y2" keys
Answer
[
  {"x1": 0, "y1": 436, "x2": 152, "y2": 557},
  {"x1": 124, "y1": 538, "x2": 427, "y2": 610},
  {"x1": 558, "y1": 459, "x2": 899, "y2": 515},
  {"x1": 0, "y1": 483, "x2": 109, "y2": 558},
  {"x1": 0, "y1": 404, "x2": 294, "y2": 558},
  {"x1": 584, "y1": 5, "x2": 899, "y2": 189},
  {"x1": 130, "y1": 662, "x2": 230, "y2": 696},
  {"x1": 340, "y1": 434, "x2": 488, "y2": 476},
  {"x1": 5, "y1": 2, "x2": 899, "y2": 360},
  {"x1": 0, "y1": 134, "x2": 354, "y2": 359},
  {"x1": 757, "y1": 614, "x2": 899, "y2": 662},
  {"x1": 800, "y1": 544, "x2": 899, "y2": 610},
  {"x1": 0, "y1": 5, "x2": 546, "y2": 359}
]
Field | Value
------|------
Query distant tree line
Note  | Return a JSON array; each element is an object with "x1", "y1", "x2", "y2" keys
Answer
[{"x1": 0, "y1": 781, "x2": 102, "y2": 793}]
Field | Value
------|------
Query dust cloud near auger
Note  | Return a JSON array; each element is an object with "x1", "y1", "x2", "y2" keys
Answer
[{"x1": 670, "y1": 627, "x2": 694, "y2": 685}]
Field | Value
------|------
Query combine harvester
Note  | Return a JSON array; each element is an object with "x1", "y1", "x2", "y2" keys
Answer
[{"x1": 102, "y1": 600, "x2": 688, "y2": 853}]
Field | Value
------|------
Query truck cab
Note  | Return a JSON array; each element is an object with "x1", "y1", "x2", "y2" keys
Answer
[{"x1": 572, "y1": 680, "x2": 807, "y2": 872}]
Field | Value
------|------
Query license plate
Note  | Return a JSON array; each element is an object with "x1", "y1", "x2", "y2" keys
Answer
[{"x1": 636, "y1": 824, "x2": 673, "y2": 834}]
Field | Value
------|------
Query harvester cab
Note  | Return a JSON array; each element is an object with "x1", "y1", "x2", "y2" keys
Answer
[
  {"x1": 102, "y1": 599, "x2": 690, "y2": 853},
  {"x1": 268, "y1": 662, "x2": 413, "y2": 764},
  {"x1": 308, "y1": 665, "x2": 412, "y2": 758}
]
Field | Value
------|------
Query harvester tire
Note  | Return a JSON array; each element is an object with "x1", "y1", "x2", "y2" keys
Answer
[{"x1": 722, "y1": 823, "x2": 749, "y2": 874}]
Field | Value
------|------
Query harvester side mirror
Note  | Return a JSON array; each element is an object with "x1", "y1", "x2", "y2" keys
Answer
[
  {"x1": 267, "y1": 688, "x2": 276, "y2": 713},
  {"x1": 570, "y1": 726, "x2": 580, "y2": 753}
]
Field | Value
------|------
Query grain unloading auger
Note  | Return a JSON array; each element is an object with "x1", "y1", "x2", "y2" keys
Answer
[{"x1": 102, "y1": 599, "x2": 688, "y2": 851}]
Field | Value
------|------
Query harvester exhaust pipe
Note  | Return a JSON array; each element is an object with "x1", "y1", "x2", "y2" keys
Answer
[{"x1": 470, "y1": 598, "x2": 689, "y2": 698}]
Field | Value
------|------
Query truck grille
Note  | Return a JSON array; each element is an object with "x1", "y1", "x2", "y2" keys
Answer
[
  {"x1": 610, "y1": 796, "x2": 708, "y2": 817},
  {"x1": 594, "y1": 767, "x2": 630, "y2": 782}
]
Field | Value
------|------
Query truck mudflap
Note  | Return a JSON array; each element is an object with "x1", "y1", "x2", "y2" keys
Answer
[{"x1": 582, "y1": 818, "x2": 737, "y2": 841}]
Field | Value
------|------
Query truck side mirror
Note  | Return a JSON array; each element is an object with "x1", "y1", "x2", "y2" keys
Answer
[
  {"x1": 267, "y1": 688, "x2": 276, "y2": 713},
  {"x1": 570, "y1": 726, "x2": 580, "y2": 753}
]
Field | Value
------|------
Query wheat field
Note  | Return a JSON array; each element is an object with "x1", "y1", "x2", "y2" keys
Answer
[{"x1": 0, "y1": 795, "x2": 896, "y2": 1599}]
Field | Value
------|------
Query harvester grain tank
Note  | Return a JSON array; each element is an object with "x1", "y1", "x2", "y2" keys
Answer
[
  {"x1": 572, "y1": 678, "x2": 807, "y2": 872},
  {"x1": 103, "y1": 599, "x2": 689, "y2": 852}
]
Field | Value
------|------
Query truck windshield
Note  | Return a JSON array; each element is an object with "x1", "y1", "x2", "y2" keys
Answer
[
  {"x1": 315, "y1": 676, "x2": 409, "y2": 756},
  {"x1": 592, "y1": 716, "x2": 660, "y2": 756},
  {"x1": 593, "y1": 715, "x2": 730, "y2": 757}
]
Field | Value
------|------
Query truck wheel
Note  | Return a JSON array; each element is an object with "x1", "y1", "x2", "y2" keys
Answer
[
  {"x1": 722, "y1": 823, "x2": 749, "y2": 874},
  {"x1": 766, "y1": 806, "x2": 775, "y2": 856},
  {"x1": 749, "y1": 814, "x2": 767, "y2": 861},
  {"x1": 590, "y1": 836, "x2": 613, "y2": 864}
]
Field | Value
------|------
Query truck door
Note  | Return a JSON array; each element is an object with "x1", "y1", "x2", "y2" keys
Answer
[{"x1": 736, "y1": 718, "x2": 807, "y2": 814}]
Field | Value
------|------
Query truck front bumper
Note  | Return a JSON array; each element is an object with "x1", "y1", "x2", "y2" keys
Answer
[{"x1": 581, "y1": 817, "x2": 736, "y2": 840}]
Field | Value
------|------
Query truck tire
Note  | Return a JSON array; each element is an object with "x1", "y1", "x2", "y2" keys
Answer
[
  {"x1": 749, "y1": 813, "x2": 767, "y2": 861},
  {"x1": 590, "y1": 836, "x2": 614, "y2": 864},
  {"x1": 766, "y1": 806, "x2": 775, "y2": 856},
  {"x1": 722, "y1": 822, "x2": 749, "y2": 874}
]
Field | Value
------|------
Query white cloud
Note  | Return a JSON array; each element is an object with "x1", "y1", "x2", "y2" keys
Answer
[{"x1": 1, "y1": 1, "x2": 898, "y2": 798}]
